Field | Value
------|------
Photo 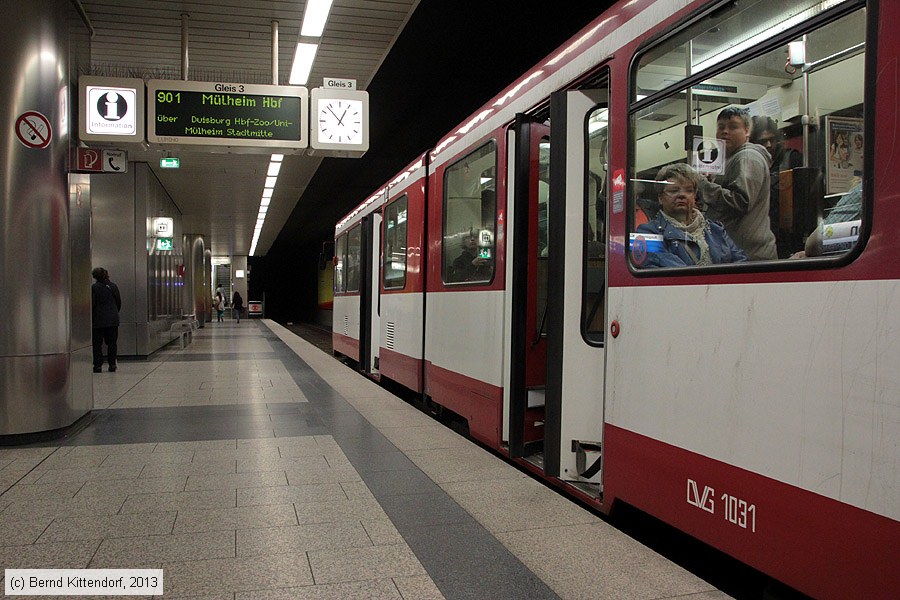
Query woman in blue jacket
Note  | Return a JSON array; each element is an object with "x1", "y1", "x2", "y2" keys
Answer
[{"x1": 634, "y1": 163, "x2": 747, "y2": 268}]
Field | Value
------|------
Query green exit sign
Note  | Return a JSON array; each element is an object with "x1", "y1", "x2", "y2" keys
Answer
[
  {"x1": 160, "y1": 157, "x2": 180, "y2": 168},
  {"x1": 156, "y1": 237, "x2": 174, "y2": 251}
]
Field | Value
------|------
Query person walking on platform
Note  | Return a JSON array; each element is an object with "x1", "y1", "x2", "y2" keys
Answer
[
  {"x1": 91, "y1": 267, "x2": 121, "y2": 373},
  {"x1": 214, "y1": 292, "x2": 225, "y2": 322},
  {"x1": 232, "y1": 291, "x2": 244, "y2": 324}
]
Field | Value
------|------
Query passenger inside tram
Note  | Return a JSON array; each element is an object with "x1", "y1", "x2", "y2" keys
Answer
[
  {"x1": 448, "y1": 229, "x2": 492, "y2": 283},
  {"x1": 629, "y1": 2, "x2": 867, "y2": 269},
  {"x1": 636, "y1": 163, "x2": 747, "y2": 268}
]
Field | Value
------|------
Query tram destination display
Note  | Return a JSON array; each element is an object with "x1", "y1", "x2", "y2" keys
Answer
[{"x1": 147, "y1": 80, "x2": 309, "y2": 149}]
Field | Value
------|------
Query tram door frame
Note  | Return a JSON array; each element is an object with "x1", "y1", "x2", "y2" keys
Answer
[
  {"x1": 358, "y1": 210, "x2": 382, "y2": 376},
  {"x1": 505, "y1": 114, "x2": 551, "y2": 460},
  {"x1": 544, "y1": 84, "x2": 608, "y2": 482}
]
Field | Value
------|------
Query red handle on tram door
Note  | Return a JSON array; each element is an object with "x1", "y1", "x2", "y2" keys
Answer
[{"x1": 611, "y1": 320, "x2": 620, "y2": 338}]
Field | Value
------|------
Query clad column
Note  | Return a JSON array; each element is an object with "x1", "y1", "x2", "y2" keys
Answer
[
  {"x1": 182, "y1": 234, "x2": 208, "y2": 327},
  {"x1": 0, "y1": 0, "x2": 92, "y2": 437}
]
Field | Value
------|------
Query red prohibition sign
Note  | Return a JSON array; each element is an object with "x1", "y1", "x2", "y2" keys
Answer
[{"x1": 16, "y1": 111, "x2": 52, "y2": 149}]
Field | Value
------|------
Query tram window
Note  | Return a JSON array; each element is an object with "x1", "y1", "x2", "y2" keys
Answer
[
  {"x1": 442, "y1": 141, "x2": 497, "y2": 284},
  {"x1": 334, "y1": 233, "x2": 347, "y2": 294},
  {"x1": 383, "y1": 196, "x2": 408, "y2": 289},
  {"x1": 536, "y1": 138, "x2": 550, "y2": 333},
  {"x1": 346, "y1": 224, "x2": 361, "y2": 293},
  {"x1": 630, "y1": 1, "x2": 867, "y2": 269},
  {"x1": 584, "y1": 104, "x2": 609, "y2": 344}
]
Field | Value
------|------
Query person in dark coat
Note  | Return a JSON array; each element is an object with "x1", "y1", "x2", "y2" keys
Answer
[
  {"x1": 91, "y1": 267, "x2": 122, "y2": 372},
  {"x1": 232, "y1": 291, "x2": 244, "y2": 323}
]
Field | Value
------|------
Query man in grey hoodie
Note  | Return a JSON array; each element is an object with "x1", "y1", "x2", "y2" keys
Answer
[{"x1": 699, "y1": 107, "x2": 778, "y2": 260}]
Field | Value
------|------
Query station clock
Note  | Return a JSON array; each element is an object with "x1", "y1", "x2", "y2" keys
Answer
[{"x1": 310, "y1": 88, "x2": 369, "y2": 157}]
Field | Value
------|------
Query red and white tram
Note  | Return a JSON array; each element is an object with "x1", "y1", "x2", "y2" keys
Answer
[{"x1": 332, "y1": 0, "x2": 899, "y2": 597}]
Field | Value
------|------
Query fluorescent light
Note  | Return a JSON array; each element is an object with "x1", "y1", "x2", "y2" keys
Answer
[
  {"x1": 260, "y1": 200, "x2": 271, "y2": 209},
  {"x1": 259, "y1": 205, "x2": 268, "y2": 214},
  {"x1": 290, "y1": 43, "x2": 318, "y2": 85},
  {"x1": 264, "y1": 176, "x2": 277, "y2": 188},
  {"x1": 262, "y1": 188, "x2": 273, "y2": 199},
  {"x1": 271, "y1": 154, "x2": 284, "y2": 162},
  {"x1": 301, "y1": 0, "x2": 334, "y2": 36},
  {"x1": 267, "y1": 162, "x2": 281, "y2": 177}
]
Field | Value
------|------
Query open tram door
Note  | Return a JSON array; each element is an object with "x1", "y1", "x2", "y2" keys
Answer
[
  {"x1": 543, "y1": 82, "x2": 609, "y2": 494},
  {"x1": 358, "y1": 209, "x2": 382, "y2": 377},
  {"x1": 505, "y1": 113, "x2": 551, "y2": 461}
]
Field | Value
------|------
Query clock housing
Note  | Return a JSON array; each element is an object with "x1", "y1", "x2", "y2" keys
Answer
[{"x1": 310, "y1": 88, "x2": 369, "y2": 157}]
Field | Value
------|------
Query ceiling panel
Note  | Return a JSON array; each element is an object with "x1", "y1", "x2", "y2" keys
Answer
[{"x1": 79, "y1": 0, "x2": 419, "y2": 257}]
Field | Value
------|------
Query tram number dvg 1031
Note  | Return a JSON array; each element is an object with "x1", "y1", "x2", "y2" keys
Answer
[{"x1": 687, "y1": 479, "x2": 757, "y2": 533}]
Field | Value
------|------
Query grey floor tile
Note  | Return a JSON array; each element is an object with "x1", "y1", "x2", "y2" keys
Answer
[
  {"x1": 361, "y1": 520, "x2": 405, "y2": 546},
  {"x1": 0, "y1": 481, "x2": 85, "y2": 502},
  {"x1": 0, "y1": 515, "x2": 55, "y2": 545},
  {"x1": 361, "y1": 469, "x2": 441, "y2": 498},
  {"x1": 283, "y1": 465, "x2": 362, "y2": 485},
  {"x1": 1, "y1": 493, "x2": 128, "y2": 519},
  {"x1": 140, "y1": 460, "x2": 238, "y2": 479},
  {"x1": 0, "y1": 540, "x2": 100, "y2": 569},
  {"x1": 37, "y1": 511, "x2": 177, "y2": 542},
  {"x1": 293, "y1": 499, "x2": 388, "y2": 525},
  {"x1": 235, "y1": 579, "x2": 404, "y2": 600},
  {"x1": 76, "y1": 476, "x2": 188, "y2": 497},
  {"x1": 185, "y1": 471, "x2": 288, "y2": 491},
  {"x1": 173, "y1": 503, "x2": 298, "y2": 533},
  {"x1": 236, "y1": 483, "x2": 347, "y2": 507},
  {"x1": 236, "y1": 521, "x2": 372, "y2": 556},
  {"x1": 376, "y1": 492, "x2": 472, "y2": 529},
  {"x1": 401, "y1": 521, "x2": 557, "y2": 600},
  {"x1": 121, "y1": 489, "x2": 238, "y2": 513},
  {"x1": 91, "y1": 530, "x2": 236, "y2": 566},
  {"x1": 392, "y1": 576, "x2": 446, "y2": 600},
  {"x1": 497, "y1": 524, "x2": 716, "y2": 600},
  {"x1": 440, "y1": 477, "x2": 598, "y2": 534},
  {"x1": 31, "y1": 464, "x2": 144, "y2": 484},
  {"x1": 163, "y1": 553, "x2": 313, "y2": 596},
  {"x1": 308, "y1": 544, "x2": 427, "y2": 585},
  {"x1": 101, "y1": 451, "x2": 195, "y2": 466}
]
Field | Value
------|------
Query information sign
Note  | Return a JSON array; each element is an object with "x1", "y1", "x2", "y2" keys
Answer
[
  {"x1": 79, "y1": 76, "x2": 145, "y2": 143},
  {"x1": 147, "y1": 80, "x2": 308, "y2": 149},
  {"x1": 156, "y1": 238, "x2": 174, "y2": 251},
  {"x1": 160, "y1": 157, "x2": 180, "y2": 169}
]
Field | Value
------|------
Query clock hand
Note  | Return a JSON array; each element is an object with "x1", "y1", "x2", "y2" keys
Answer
[
  {"x1": 336, "y1": 108, "x2": 348, "y2": 126},
  {"x1": 326, "y1": 105, "x2": 341, "y2": 121}
]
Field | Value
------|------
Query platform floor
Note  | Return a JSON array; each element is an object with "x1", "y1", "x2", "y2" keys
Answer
[{"x1": 0, "y1": 320, "x2": 730, "y2": 599}]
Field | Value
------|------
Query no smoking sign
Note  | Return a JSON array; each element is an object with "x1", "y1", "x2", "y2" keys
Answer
[{"x1": 15, "y1": 111, "x2": 52, "y2": 149}]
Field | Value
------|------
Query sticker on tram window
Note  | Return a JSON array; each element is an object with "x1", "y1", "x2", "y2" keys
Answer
[
  {"x1": 821, "y1": 220, "x2": 861, "y2": 254},
  {"x1": 629, "y1": 233, "x2": 664, "y2": 266}
]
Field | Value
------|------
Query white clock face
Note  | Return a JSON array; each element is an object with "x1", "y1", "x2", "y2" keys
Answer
[{"x1": 318, "y1": 99, "x2": 363, "y2": 144}]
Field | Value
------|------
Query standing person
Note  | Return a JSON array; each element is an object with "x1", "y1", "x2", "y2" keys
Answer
[
  {"x1": 232, "y1": 291, "x2": 244, "y2": 324},
  {"x1": 750, "y1": 115, "x2": 802, "y2": 257},
  {"x1": 91, "y1": 267, "x2": 122, "y2": 373},
  {"x1": 214, "y1": 292, "x2": 225, "y2": 322},
  {"x1": 699, "y1": 107, "x2": 778, "y2": 260}
]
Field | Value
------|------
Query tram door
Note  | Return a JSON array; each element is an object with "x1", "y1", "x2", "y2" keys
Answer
[
  {"x1": 358, "y1": 211, "x2": 382, "y2": 376},
  {"x1": 543, "y1": 83, "x2": 608, "y2": 486},
  {"x1": 506, "y1": 115, "x2": 551, "y2": 460}
]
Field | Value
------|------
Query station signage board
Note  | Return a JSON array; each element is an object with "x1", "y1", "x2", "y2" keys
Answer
[
  {"x1": 147, "y1": 80, "x2": 309, "y2": 149},
  {"x1": 79, "y1": 76, "x2": 145, "y2": 143}
]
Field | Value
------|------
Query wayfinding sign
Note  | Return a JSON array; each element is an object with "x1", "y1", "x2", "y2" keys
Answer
[{"x1": 147, "y1": 80, "x2": 308, "y2": 148}]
